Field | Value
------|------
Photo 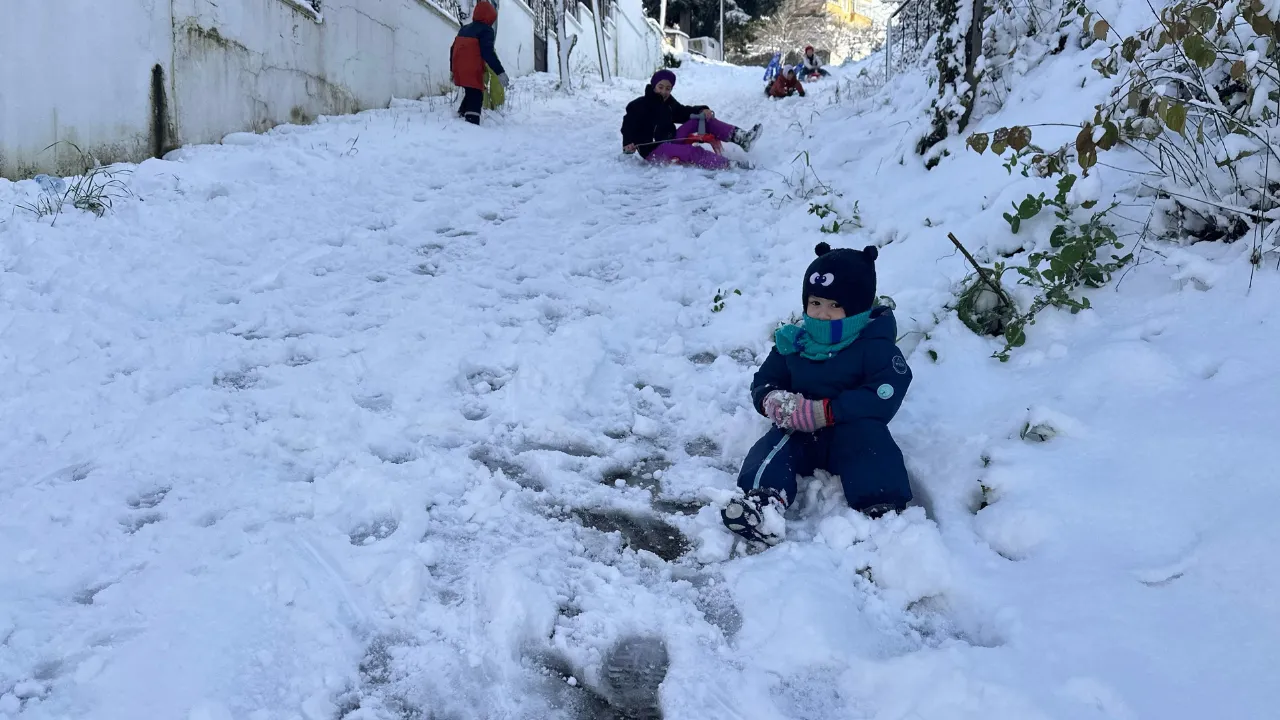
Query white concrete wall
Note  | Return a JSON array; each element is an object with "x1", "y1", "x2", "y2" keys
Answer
[
  {"x1": 171, "y1": 0, "x2": 460, "y2": 148},
  {"x1": 612, "y1": 0, "x2": 663, "y2": 80},
  {"x1": 494, "y1": 0, "x2": 537, "y2": 78},
  {"x1": 664, "y1": 29, "x2": 691, "y2": 54},
  {"x1": 688, "y1": 36, "x2": 722, "y2": 61},
  {"x1": 572, "y1": 4, "x2": 605, "y2": 79},
  {"x1": 2, "y1": 0, "x2": 662, "y2": 178},
  {"x1": 0, "y1": 0, "x2": 174, "y2": 178},
  {"x1": 550, "y1": 0, "x2": 659, "y2": 82}
]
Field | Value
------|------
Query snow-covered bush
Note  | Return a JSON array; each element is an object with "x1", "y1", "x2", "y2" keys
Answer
[
  {"x1": 948, "y1": 0, "x2": 1280, "y2": 357},
  {"x1": 917, "y1": 0, "x2": 983, "y2": 163},
  {"x1": 1086, "y1": 0, "x2": 1280, "y2": 254},
  {"x1": 959, "y1": 133, "x2": 1131, "y2": 359}
]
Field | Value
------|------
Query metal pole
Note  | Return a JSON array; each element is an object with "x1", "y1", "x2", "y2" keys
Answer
[
  {"x1": 886, "y1": 0, "x2": 914, "y2": 78},
  {"x1": 885, "y1": 17, "x2": 891, "y2": 77},
  {"x1": 718, "y1": 0, "x2": 724, "y2": 60}
]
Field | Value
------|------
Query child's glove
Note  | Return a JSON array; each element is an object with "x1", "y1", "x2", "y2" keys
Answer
[
  {"x1": 762, "y1": 390, "x2": 793, "y2": 427},
  {"x1": 763, "y1": 391, "x2": 831, "y2": 432},
  {"x1": 788, "y1": 396, "x2": 831, "y2": 432},
  {"x1": 498, "y1": 72, "x2": 510, "y2": 88}
]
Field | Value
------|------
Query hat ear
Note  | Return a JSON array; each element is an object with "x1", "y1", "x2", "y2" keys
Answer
[
  {"x1": 861, "y1": 245, "x2": 879, "y2": 262},
  {"x1": 815, "y1": 242, "x2": 832, "y2": 256}
]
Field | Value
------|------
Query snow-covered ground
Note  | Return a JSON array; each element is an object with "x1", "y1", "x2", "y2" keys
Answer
[{"x1": 3, "y1": 28, "x2": 1279, "y2": 720}]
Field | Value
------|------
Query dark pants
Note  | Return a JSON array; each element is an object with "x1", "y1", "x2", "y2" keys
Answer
[
  {"x1": 458, "y1": 87, "x2": 483, "y2": 125},
  {"x1": 735, "y1": 422, "x2": 911, "y2": 511}
]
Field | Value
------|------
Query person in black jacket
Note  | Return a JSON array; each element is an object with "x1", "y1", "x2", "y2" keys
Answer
[{"x1": 621, "y1": 70, "x2": 761, "y2": 170}]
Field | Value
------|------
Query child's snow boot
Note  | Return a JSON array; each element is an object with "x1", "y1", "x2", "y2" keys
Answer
[
  {"x1": 730, "y1": 123, "x2": 763, "y2": 152},
  {"x1": 860, "y1": 502, "x2": 903, "y2": 519},
  {"x1": 721, "y1": 488, "x2": 787, "y2": 547}
]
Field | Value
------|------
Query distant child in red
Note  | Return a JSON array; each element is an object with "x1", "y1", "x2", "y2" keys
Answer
[{"x1": 766, "y1": 69, "x2": 806, "y2": 99}]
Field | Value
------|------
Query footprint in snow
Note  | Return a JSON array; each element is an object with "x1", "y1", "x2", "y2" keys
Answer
[
  {"x1": 436, "y1": 227, "x2": 479, "y2": 237},
  {"x1": 531, "y1": 636, "x2": 670, "y2": 720},
  {"x1": 570, "y1": 508, "x2": 690, "y2": 562},
  {"x1": 42, "y1": 461, "x2": 95, "y2": 484},
  {"x1": 73, "y1": 581, "x2": 117, "y2": 605},
  {"x1": 369, "y1": 443, "x2": 415, "y2": 465},
  {"x1": 354, "y1": 392, "x2": 393, "y2": 412},
  {"x1": 120, "y1": 512, "x2": 164, "y2": 535},
  {"x1": 679, "y1": 569, "x2": 743, "y2": 639},
  {"x1": 213, "y1": 369, "x2": 260, "y2": 391},
  {"x1": 462, "y1": 365, "x2": 514, "y2": 395},
  {"x1": 126, "y1": 486, "x2": 170, "y2": 510},
  {"x1": 515, "y1": 441, "x2": 603, "y2": 458},
  {"x1": 600, "y1": 456, "x2": 670, "y2": 491},
  {"x1": 687, "y1": 349, "x2": 756, "y2": 366},
  {"x1": 683, "y1": 436, "x2": 720, "y2": 458},
  {"x1": 348, "y1": 516, "x2": 399, "y2": 546},
  {"x1": 598, "y1": 635, "x2": 669, "y2": 719},
  {"x1": 470, "y1": 446, "x2": 544, "y2": 491}
]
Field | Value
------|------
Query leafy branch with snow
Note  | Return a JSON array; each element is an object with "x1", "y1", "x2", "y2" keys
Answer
[{"x1": 940, "y1": 0, "x2": 1280, "y2": 358}]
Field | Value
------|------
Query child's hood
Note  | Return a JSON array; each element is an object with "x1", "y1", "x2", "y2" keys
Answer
[{"x1": 472, "y1": 0, "x2": 497, "y2": 24}]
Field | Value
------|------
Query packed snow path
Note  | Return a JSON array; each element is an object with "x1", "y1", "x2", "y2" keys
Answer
[{"x1": 4, "y1": 59, "x2": 1279, "y2": 720}]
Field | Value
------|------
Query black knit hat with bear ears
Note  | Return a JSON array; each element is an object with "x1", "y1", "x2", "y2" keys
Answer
[{"x1": 802, "y1": 242, "x2": 878, "y2": 315}]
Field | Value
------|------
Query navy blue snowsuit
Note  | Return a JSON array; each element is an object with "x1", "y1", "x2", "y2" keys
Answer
[{"x1": 738, "y1": 306, "x2": 913, "y2": 511}]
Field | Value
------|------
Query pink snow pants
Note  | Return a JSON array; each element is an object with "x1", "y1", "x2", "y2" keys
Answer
[{"x1": 647, "y1": 115, "x2": 736, "y2": 170}]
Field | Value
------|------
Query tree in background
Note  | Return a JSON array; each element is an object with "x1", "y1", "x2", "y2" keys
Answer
[
  {"x1": 742, "y1": 0, "x2": 885, "y2": 63},
  {"x1": 644, "y1": 0, "x2": 782, "y2": 48}
]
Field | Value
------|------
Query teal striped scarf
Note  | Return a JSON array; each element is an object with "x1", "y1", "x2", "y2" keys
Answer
[{"x1": 774, "y1": 308, "x2": 873, "y2": 361}]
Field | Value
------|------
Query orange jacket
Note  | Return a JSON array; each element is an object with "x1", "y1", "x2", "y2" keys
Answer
[
  {"x1": 768, "y1": 74, "x2": 805, "y2": 98},
  {"x1": 451, "y1": 1, "x2": 504, "y2": 90}
]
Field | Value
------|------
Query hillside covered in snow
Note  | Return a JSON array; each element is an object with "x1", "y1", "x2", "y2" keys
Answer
[{"x1": 2, "y1": 1, "x2": 1279, "y2": 719}]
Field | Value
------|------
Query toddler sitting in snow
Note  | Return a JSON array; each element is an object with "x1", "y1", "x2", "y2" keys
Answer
[{"x1": 722, "y1": 243, "x2": 913, "y2": 547}]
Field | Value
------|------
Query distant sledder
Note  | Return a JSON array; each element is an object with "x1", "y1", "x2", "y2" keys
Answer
[
  {"x1": 799, "y1": 46, "x2": 829, "y2": 80},
  {"x1": 621, "y1": 70, "x2": 762, "y2": 170},
  {"x1": 766, "y1": 68, "x2": 806, "y2": 99},
  {"x1": 721, "y1": 243, "x2": 914, "y2": 549},
  {"x1": 763, "y1": 52, "x2": 785, "y2": 84}
]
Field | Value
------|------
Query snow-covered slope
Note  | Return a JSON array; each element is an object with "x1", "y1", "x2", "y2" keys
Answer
[{"x1": 2, "y1": 24, "x2": 1278, "y2": 720}]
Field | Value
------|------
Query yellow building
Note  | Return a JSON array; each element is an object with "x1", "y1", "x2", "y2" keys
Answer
[{"x1": 824, "y1": 0, "x2": 873, "y2": 27}]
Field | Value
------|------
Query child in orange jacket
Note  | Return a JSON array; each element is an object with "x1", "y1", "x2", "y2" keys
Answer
[{"x1": 451, "y1": 1, "x2": 508, "y2": 125}]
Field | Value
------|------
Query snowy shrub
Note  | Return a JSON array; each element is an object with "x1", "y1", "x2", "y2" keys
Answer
[
  {"x1": 1083, "y1": 0, "x2": 1280, "y2": 260},
  {"x1": 917, "y1": 0, "x2": 983, "y2": 164},
  {"x1": 711, "y1": 288, "x2": 741, "y2": 312},
  {"x1": 774, "y1": 150, "x2": 839, "y2": 201},
  {"x1": 18, "y1": 165, "x2": 132, "y2": 224},
  {"x1": 977, "y1": 0, "x2": 1089, "y2": 112},
  {"x1": 807, "y1": 198, "x2": 862, "y2": 233},
  {"x1": 977, "y1": 0, "x2": 1280, "y2": 263},
  {"x1": 957, "y1": 0, "x2": 1280, "y2": 347},
  {"x1": 948, "y1": 171, "x2": 1131, "y2": 360}
]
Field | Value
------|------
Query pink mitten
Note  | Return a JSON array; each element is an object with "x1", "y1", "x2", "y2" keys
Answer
[
  {"x1": 788, "y1": 397, "x2": 832, "y2": 432},
  {"x1": 762, "y1": 390, "x2": 794, "y2": 427}
]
